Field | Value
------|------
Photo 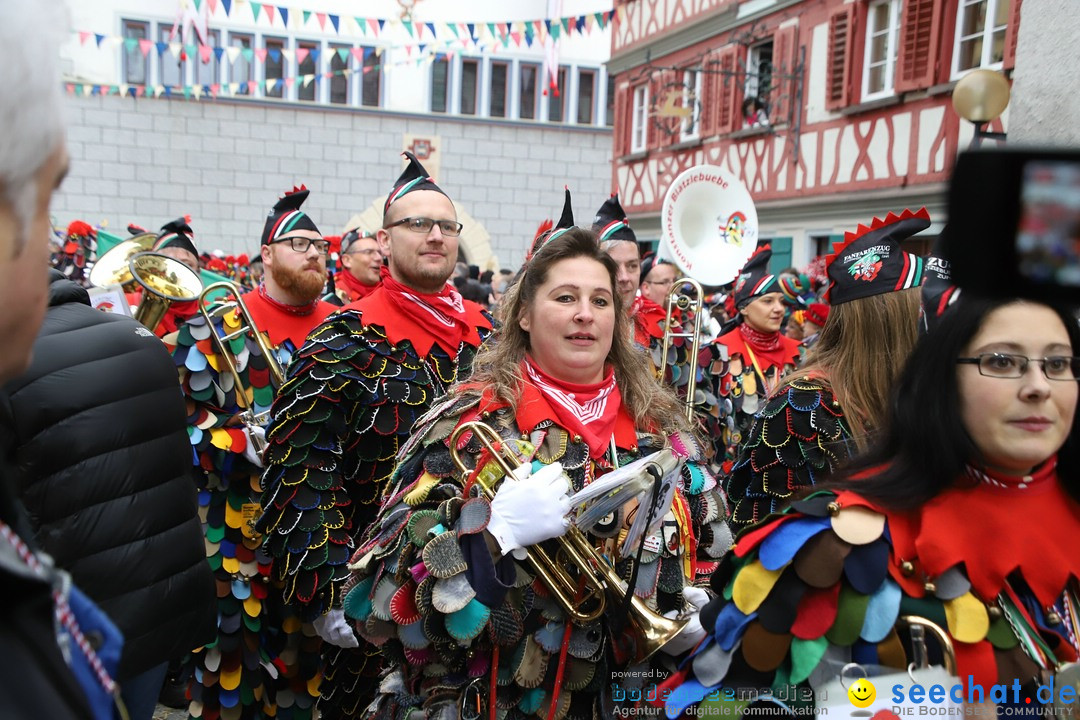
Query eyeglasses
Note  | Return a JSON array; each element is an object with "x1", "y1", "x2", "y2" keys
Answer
[
  {"x1": 956, "y1": 353, "x2": 1080, "y2": 381},
  {"x1": 643, "y1": 278, "x2": 677, "y2": 287},
  {"x1": 385, "y1": 217, "x2": 464, "y2": 237},
  {"x1": 270, "y1": 236, "x2": 330, "y2": 255},
  {"x1": 345, "y1": 248, "x2": 380, "y2": 256}
]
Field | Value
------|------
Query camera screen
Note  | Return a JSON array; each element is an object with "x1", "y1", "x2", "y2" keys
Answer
[{"x1": 1017, "y1": 160, "x2": 1080, "y2": 286}]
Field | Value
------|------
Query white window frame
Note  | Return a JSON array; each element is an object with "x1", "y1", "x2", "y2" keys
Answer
[
  {"x1": 680, "y1": 68, "x2": 703, "y2": 142},
  {"x1": 121, "y1": 19, "x2": 150, "y2": 86},
  {"x1": 951, "y1": 0, "x2": 1010, "y2": 78},
  {"x1": 631, "y1": 84, "x2": 648, "y2": 153},
  {"x1": 862, "y1": 0, "x2": 901, "y2": 101}
]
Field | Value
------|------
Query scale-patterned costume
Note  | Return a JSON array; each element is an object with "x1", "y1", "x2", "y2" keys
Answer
[
  {"x1": 345, "y1": 373, "x2": 734, "y2": 720},
  {"x1": 168, "y1": 289, "x2": 335, "y2": 720},
  {"x1": 256, "y1": 277, "x2": 492, "y2": 718},
  {"x1": 664, "y1": 468, "x2": 1080, "y2": 716}
]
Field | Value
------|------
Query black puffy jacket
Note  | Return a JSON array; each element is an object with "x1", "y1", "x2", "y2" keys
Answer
[{"x1": 0, "y1": 271, "x2": 215, "y2": 679}]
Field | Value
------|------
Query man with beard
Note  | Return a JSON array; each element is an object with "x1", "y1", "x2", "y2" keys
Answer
[
  {"x1": 166, "y1": 186, "x2": 336, "y2": 720},
  {"x1": 257, "y1": 152, "x2": 492, "y2": 718},
  {"x1": 333, "y1": 229, "x2": 381, "y2": 303}
]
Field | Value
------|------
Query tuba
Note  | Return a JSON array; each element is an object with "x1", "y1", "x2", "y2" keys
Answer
[
  {"x1": 659, "y1": 277, "x2": 706, "y2": 421},
  {"x1": 198, "y1": 281, "x2": 286, "y2": 455},
  {"x1": 88, "y1": 233, "x2": 202, "y2": 332},
  {"x1": 449, "y1": 421, "x2": 688, "y2": 665}
]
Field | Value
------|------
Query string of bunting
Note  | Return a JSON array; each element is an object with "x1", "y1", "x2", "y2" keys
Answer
[{"x1": 75, "y1": 4, "x2": 619, "y2": 53}]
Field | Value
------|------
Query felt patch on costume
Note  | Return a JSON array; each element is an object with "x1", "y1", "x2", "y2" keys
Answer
[
  {"x1": 825, "y1": 584, "x2": 870, "y2": 645},
  {"x1": 488, "y1": 601, "x2": 525, "y2": 647},
  {"x1": 830, "y1": 506, "x2": 885, "y2": 545},
  {"x1": 790, "y1": 635, "x2": 829, "y2": 684},
  {"x1": 397, "y1": 620, "x2": 430, "y2": 650},
  {"x1": 513, "y1": 635, "x2": 549, "y2": 688},
  {"x1": 740, "y1": 622, "x2": 792, "y2": 671},
  {"x1": 421, "y1": 530, "x2": 467, "y2": 579},
  {"x1": 456, "y1": 497, "x2": 491, "y2": 536},
  {"x1": 791, "y1": 583, "x2": 840, "y2": 640},
  {"x1": 390, "y1": 581, "x2": 420, "y2": 625},
  {"x1": 404, "y1": 472, "x2": 440, "y2": 506},
  {"x1": 860, "y1": 578, "x2": 902, "y2": 643},
  {"x1": 794, "y1": 531, "x2": 851, "y2": 588},
  {"x1": 445, "y1": 598, "x2": 490, "y2": 644},
  {"x1": 843, "y1": 538, "x2": 890, "y2": 594},
  {"x1": 432, "y1": 573, "x2": 476, "y2": 613},
  {"x1": 406, "y1": 510, "x2": 441, "y2": 548},
  {"x1": 986, "y1": 614, "x2": 1019, "y2": 649},
  {"x1": 759, "y1": 515, "x2": 831, "y2": 570},
  {"x1": 932, "y1": 565, "x2": 972, "y2": 600},
  {"x1": 568, "y1": 621, "x2": 603, "y2": 659},
  {"x1": 713, "y1": 601, "x2": 757, "y2": 651},
  {"x1": 370, "y1": 576, "x2": 398, "y2": 622},
  {"x1": 944, "y1": 591, "x2": 990, "y2": 643},
  {"x1": 343, "y1": 575, "x2": 374, "y2": 621},
  {"x1": 756, "y1": 568, "x2": 807, "y2": 633},
  {"x1": 732, "y1": 560, "x2": 784, "y2": 614},
  {"x1": 692, "y1": 640, "x2": 736, "y2": 688}
]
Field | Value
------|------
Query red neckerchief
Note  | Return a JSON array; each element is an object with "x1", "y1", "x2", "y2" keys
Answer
[
  {"x1": 155, "y1": 298, "x2": 198, "y2": 338},
  {"x1": 349, "y1": 266, "x2": 491, "y2": 358},
  {"x1": 717, "y1": 324, "x2": 801, "y2": 373},
  {"x1": 334, "y1": 270, "x2": 378, "y2": 302},
  {"x1": 466, "y1": 361, "x2": 638, "y2": 457},
  {"x1": 522, "y1": 357, "x2": 622, "y2": 456},
  {"x1": 242, "y1": 286, "x2": 336, "y2": 348},
  {"x1": 631, "y1": 295, "x2": 667, "y2": 346}
]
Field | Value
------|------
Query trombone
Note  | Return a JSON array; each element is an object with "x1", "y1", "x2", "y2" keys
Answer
[
  {"x1": 198, "y1": 281, "x2": 286, "y2": 455},
  {"x1": 659, "y1": 277, "x2": 705, "y2": 421},
  {"x1": 449, "y1": 421, "x2": 688, "y2": 665}
]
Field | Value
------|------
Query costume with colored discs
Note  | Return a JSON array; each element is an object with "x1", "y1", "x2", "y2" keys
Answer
[
  {"x1": 169, "y1": 188, "x2": 336, "y2": 720},
  {"x1": 256, "y1": 271, "x2": 492, "y2": 716},
  {"x1": 344, "y1": 362, "x2": 732, "y2": 720},
  {"x1": 663, "y1": 476, "x2": 1080, "y2": 717}
]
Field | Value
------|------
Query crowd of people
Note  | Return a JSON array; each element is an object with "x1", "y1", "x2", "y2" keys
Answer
[{"x1": 4, "y1": 3, "x2": 1080, "y2": 720}]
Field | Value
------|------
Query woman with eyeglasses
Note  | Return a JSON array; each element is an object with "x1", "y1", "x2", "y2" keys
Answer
[
  {"x1": 723, "y1": 210, "x2": 927, "y2": 531},
  {"x1": 663, "y1": 291, "x2": 1080, "y2": 717},
  {"x1": 345, "y1": 216, "x2": 733, "y2": 720}
]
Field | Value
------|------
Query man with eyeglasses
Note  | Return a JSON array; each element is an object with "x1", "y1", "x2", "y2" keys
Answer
[
  {"x1": 257, "y1": 152, "x2": 492, "y2": 719},
  {"x1": 165, "y1": 185, "x2": 336, "y2": 720},
  {"x1": 333, "y1": 228, "x2": 382, "y2": 303}
]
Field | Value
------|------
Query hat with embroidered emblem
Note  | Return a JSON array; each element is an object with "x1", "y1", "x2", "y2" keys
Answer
[{"x1": 823, "y1": 208, "x2": 931, "y2": 305}]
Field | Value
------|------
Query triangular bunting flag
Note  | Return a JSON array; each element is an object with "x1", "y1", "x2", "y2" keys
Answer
[
  {"x1": 336, "y1": 47, "x2": 349, "y2": 62},
  {"x1": 329, "y1": 14, "x2": 339, "y2": 33},
  {"x1": 309, "y1": 48, "x2": 320, "y2": 62},
  {"x1": 251, "y1": 2, "x2": 261, "y2": 23},
  {"x1": 254, "y1": 47, "x2": 267, "y2": 62},
  {"x1": 268, "y1": 48, "x2": 281, "y2": 63},
  {"x1": 95, "y1": 33, "x2": 106, "y2": 47},
  {"x1": 279, "y1": 7, "x2": 288, "y2": 27},
  {"x1": 78, "y1": 31, "x2": 90, "y2": 45},
  {"x1": 241, "y1": 47, "x2": 254, "y2": 62},
  {"x1": 281, "y1": 48, "x2": 294, "y2": 61},
  {"x1": 425, "y1": 22, "x2": 436, "y2": 39},
  {"x1": 284, "y1": 77, "x2": 295, "y2": 87},
  {"x1": 403, "y1": 20, "x2": 414, "y2": 37},
  {"x1": 208, "y1": 0, "x2": 218, "y2": 14},
  {"x1": 199, "y1": 44, "x2": 212, "y2": 63},
  {"x1": 193, "y1": 86, "x2": 203, "y2": 100},
  {"x1": 182, "y1": 86, "x2": 191, "y2": 99},
  {"x1": 139, "y1": 38, "x2": 153, "y2": 56},
  {"x1": 315, "y1": 12, "x2": 326, "y2": 30},
  {"x1": 214, "y1": 46, "x2": 225, "y2": 61},
  {"x1": 155, "y1": 41, "x2": 168, "y2": 56},
  {"x1": 265, "y1": 5, "x2": 275, "y2": 25},
  {"x1": 368, "y1": 17, "x2": 379, "y2": 34},
  {"x1": 350, "y1": 47, "x2": 364, "y2": 62},
  {"x1": 221, "y1": 0, "x2": 231, "y2": 16},
  {"x1": 169, "y1": 42, "x2": 182, "y2": 59},
  {"x1": 466, "y1": 22, "x2": 475, "y2": 38},
  {"x1": 377, "y1": 18, "x2": 385, "y2": 32},
  {"x1": 296, "y1": 47, "x2": 309, "y2": 64}
]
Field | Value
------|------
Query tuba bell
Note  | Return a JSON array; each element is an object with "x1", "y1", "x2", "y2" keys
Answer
[
  {"x1": 449, "y1": 421, "x2": 689, "y2": 665},
  {"x1": 127, "y1": 252, "x2": 203, "y2": 332},
  {"x1": 88, "y1": 232, "x2": 157, "y2": 289}
]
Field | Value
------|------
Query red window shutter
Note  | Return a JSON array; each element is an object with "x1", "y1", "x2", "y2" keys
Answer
[
  {"x1": 1003, "y1": 0, "x2": 1023, "y2": 70},
  {"x1": 699, "y1": 52, "x2": 718, "y2": 136},
  {"x1": 895, "y1": 0, "x2": 944, "y2": 93},
  {"x1": 771, "y1": 24, "x2": 798, "y2": 123},
  {"x1": 825, "y1": 6, "x2": 855, "y2": 110},
  {"x1": 613, "y1": 82, "x2": 629, "y2": 156},
  {"x1": 716, "y1": 45, "x2": 740, "y2": 134},
  {"x1": 647, "y1": 75, "x2": 660, "y2": 149}
]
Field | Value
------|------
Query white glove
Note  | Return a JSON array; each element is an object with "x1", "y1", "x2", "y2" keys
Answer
[
  {"x1": 487, "y1": 461, "x2": 571, "y2": 559},
  {"x1": 313, "y1": 607, "x2": 359, "y2": 648},
  {"x1": 242, "y1": 426, "x2": 266, "y2": 468},
  {"x1": 661, "y1": 586, "x2": 710, "y2": 656}
]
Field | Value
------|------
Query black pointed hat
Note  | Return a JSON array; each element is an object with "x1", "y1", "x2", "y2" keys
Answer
[
  {"x1": 592, "y1": 194, "x2": 636, "y2": 244},
  {"x1": 526, "y1": 188, "x2": 578, "y2": 262},
  {"x1": 919, "y1": 232, "x2": 960, "y2": 336},
  {"x1": 823, "y1": 208, "x2": 930, "y2": 305},
  {"x1": 261, "y1": 185, "x2": 321, "y2": 246},
  {"x1": 734, "y1": 245, "x2": 780, "y2": 307},
  {"x1": 384, "y1": 151, "x2": 448, "y2": 215},
  {"x1": 154, "y1": 216, "x2": 198, "y2": 256}
]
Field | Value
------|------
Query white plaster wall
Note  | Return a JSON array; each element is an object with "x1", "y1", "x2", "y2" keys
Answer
[
  {"x1": 55, "y1": 93, "x2": 613, "y2": 267},
  {"x1": 1009, "y1": 0, "x2": 1080, "y2": 146}
]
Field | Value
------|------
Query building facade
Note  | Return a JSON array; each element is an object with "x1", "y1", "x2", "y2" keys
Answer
[
  {"x1": 55, "y1": 0, "x2": 616, "y2": 267},
  {"x1": 607, "y1": 0, "x2": 1021, "y2": 273}
]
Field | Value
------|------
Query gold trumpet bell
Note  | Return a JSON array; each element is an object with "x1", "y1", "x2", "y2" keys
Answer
[
  {"x1": 128, "y1": 252, "x2": 203, "y2": 332},
  {"x1": 87, "y1": 232, "x2": 156, "y2": 290}
]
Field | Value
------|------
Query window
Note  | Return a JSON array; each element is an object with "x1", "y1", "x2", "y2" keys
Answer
[
  {"x1": 297, "y1": 41, "x2": 317, "y2": 101},
  {"x1": 630, "y1": 84, "x2": 648, "y2": 153},
  {"x1": 460, "y1": 58, "x2": 479, "y2": 115},
  {"x1": 196, "y1": 29, "x2": 220, "y2": 87},
  {"x1": 489, "y1": 61, "x2": 509, "y2": 117},
  {"x1": 264, "y1": 37, "x2": 285, "y2": 98},
  {"x1": 158, "y1": 25, "x2": 182, "y2": 88},
  {"x1": 122, "y1": 20, "x2": 149, "y2": 85},
  {"x1": 361, "y1": 48, "x2": 380, "y2": 107},
  {"x1": 680, "y1": 69, "x2": 703, "y2": 141},
  {"x1": 577, "y1": 69, "x2": 596, "y2": 124},
  {"x1": 953, "y1": 0, "x2": 1011, "y2": 75},
  {"x1": 519, "y1": 63, "x2": 540, "y2": 119},
  {"x1": 744, "y1": 40, "x2": 773, "y2": 126},
  {"x1": 229, "y1": 32, "x2": 253, "y2": 95},
  {"x1": 548, "y1": 66, "x2": 568, "y2": 122},
  {"x1": 863, "y1": 0, "x2": 901, "y2": 99},
  {"x1": 605, "y1": 75, "x2": 615, "y2": 126},
  {"x1": 329, "y1": 44, "x2": 350, "y2": 104},
  {"x1": 431, "y1": 55, "x2": 450, "y2": 113}
]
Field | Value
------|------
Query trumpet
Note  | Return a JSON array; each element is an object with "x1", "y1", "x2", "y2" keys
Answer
[
  {"x1": 198, "y1": 281, "x2": 286, "y2": 455},
  {"x1": 448, "y1": 421, "x2": 688, "y2": 665},
  {"x1": 659, "y1": 277, "x2": 705, "y2": 421}
]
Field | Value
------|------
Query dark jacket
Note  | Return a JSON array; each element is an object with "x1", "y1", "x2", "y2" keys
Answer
[{"x1": 0, "y1": 271, "x2": 215, "y2": 679}]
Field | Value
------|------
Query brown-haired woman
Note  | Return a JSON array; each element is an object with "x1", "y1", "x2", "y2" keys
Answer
[
  {"x1": 344, "y1": 222, "x2": 732, "y2": 719},
  {"x1": 723, "y1": 209, "x2": 930, "y2": 531}
]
